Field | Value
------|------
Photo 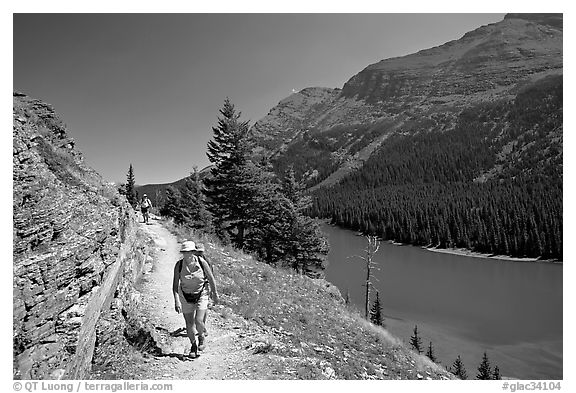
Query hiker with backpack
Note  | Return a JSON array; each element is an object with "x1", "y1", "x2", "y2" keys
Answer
[
  {"x1": 173, "y1": 241, "x2": 219, "y2": 359},
  {"x1": 140, "y1": 194, "x2": 152, "y2": 224}
]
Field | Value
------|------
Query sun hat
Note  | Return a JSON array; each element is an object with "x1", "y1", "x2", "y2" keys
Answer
[{"x1": 181, "y1": 241, "x2": 196, "y2": 252}]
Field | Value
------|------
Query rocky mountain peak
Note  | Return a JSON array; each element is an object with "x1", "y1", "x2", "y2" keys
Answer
[{"x1": 341, "y1": 14, "x2": 562, "y2": 106}]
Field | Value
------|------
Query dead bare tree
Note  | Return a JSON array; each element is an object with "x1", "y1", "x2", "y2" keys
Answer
[{"x1": 349, "y1": 235, "x2": 381, "y2": 319}]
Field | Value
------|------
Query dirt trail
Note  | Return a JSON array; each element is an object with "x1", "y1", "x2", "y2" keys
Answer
[{"x1": 134, "y1": 217, "x2": 250, "y2": 379}]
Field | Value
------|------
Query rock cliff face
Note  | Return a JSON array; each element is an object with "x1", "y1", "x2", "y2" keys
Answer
[
  {"x1": 250, "y1": 87, "x2": 382, "y2": 160},
  {"x1": 13, "y1": 92, "x2": 152, "y2": 379}
]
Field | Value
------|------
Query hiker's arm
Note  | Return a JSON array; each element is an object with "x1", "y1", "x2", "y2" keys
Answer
[
  {"x1": 173, "y1": 261, "x2": 182, "y2": 313},
  {"x1": 200, "y1": 257, "x2": 219, "y2": 304}
]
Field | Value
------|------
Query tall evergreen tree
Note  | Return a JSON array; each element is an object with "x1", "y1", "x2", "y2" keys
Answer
[
  {"x1": 154, "y1": 189, "x2": 164, "y2": 212},
  {"x1": 278, "y1": 166, "x2": 328, "y2": 274},
  {"x1": 450, "y1": 355, "x2": 468, "y2": 380},
  {"x1": 125, "y1": 164, "x2": 138, "y2": 208},
  {"x1": 179, "y1": 168, "x2": 212, "y2": 230},
  {"x1": 161, "y1": 186, "x2": 184, "y2": 224},
  {"x1": 204, "y1": 98, "x2": 254, "y2": 247},
  {"x1": 206, "y1": 98, "x2": 249, "y2": 170},
  {"x1": 236, "y1": 161, "x2": 327, "y2": 273},
  {"x1": 204, "y1": 99, "x2": 329, "y2": 273},
  {"x1": 282, "y1": 166, "x2": 312, "y2": 212},
  {"x1": 425, "y1": 341, "x2": 437, "y2": 363},
  {"x1": 370, "y1": 291, "x2": 383, "y2": 326},
  {"x1": 409, "y1": 325, "x2": 423, "y2": 354},
  {"x1": 242, "y1": 162, "x2": 294, "y2": 262},
  {"x1": 476, "y1": 352, "x2": 492, "y2": 380}
]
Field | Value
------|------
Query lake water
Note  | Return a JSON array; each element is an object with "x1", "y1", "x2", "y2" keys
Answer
[{"x1": 321, "y1": 222, "x2": 563, "y2": 379}]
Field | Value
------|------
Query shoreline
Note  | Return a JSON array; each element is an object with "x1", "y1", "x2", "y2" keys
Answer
[
  {"x1": 423, "y1": 246, "x2": 561, "y2": 264},
  {"x1": 321, "y1": 220, "x2": 562, "y2": 264}
]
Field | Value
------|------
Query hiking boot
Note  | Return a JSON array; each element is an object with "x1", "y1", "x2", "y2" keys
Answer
[
  {"x1": 188, "y1": 341, "x2": 198, "y2": 359},
  {"x1": 198, "y1": 335, "x2": 206, "y2": 351}
]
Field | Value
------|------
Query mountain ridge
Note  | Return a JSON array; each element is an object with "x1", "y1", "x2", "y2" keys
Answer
[{"x1": 247, "y1": 13, "x2": 561, "y2": 187}]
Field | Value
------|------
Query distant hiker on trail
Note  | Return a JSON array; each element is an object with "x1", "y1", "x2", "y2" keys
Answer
[
  {"x1": 140, "y1": 194, "x2": 152, "y2": 224},
  {"x1": 173, "y1": 241, "x2": 219, "y2": 359}
]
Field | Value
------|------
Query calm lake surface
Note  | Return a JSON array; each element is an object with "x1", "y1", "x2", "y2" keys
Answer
[{"x1": 321, "y1": 223, "x2": 563, "y2": 379}]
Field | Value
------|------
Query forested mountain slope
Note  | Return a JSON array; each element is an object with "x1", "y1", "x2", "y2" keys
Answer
[{"x1": 311, "y1": 75, "x2": 562, "y2": 259}]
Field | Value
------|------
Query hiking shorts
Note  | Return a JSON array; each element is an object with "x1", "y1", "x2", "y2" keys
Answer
[{"x1": 178, "y1": 287, "x2": 209, "y2": 313}]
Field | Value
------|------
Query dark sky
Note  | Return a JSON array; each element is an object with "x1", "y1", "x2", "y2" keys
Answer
[{"x1": 13, "y1": 13, "x2": 506, "y2": 185}]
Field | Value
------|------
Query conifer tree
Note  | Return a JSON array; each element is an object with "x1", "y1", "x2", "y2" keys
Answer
[
  {"x1": 370, "y1": 291, "x2": 383, "y2": 326},
  {"x1": 125, "y1": 164, "x2": 138, "y2": 208},
  {"x1": 492, "y1": 366, "x2": 501, "y2": 380},
  {"x1": 204, "y1": 99, "x2": 329, "y2": 272},
  {"x1": 206, "y1": 98, "x2": 249, "y2": 170},
  {"x1": 425, "y1": 341, "x2": 437, "y2": 363},
  {"x1": 242, "y1": 162, "x2": 294, "y2": 261},
  {"x1": 204, "y1": 98, "x2": 254, "y2": 247},
  {"x1": 282, "y1": 166, "x2": 311, "y2": 212},
  {"x1": 161, "y1": 186, "x2": 184, "y2": 224},
  {"x1": 476, "y1": 352, "x2": 492, "y2": 380},
  {"x1": 179, "y1": 168, "x2": 212, "y2": 230},
  {"x1": 154, "y1": 189, "x2": 164, "y2": 212},
  {"x1": 410, "y1": 325, "x2": 423, "y2": 354},
  {"x1": 287, "y1": 213, "x2": 329, "y2": 274},
  {"x1": 450, "y1": 355, "x2": 468, "y2": 380},
  {"x1": 278, "y1": 166, "x2": 328, "y2": 274}
]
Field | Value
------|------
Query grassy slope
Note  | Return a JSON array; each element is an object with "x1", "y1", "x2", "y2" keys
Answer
[{"x1": 167, "y1": 221, "x2": 454, "y2": 380}]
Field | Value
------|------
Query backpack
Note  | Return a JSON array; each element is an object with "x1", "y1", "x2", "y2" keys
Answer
[
  {"x1": 141, "y1": 198, "x2": 150, "y2": 208},
  {"x1": 178, "y1": 257, "x2": 208, "y2": 304}
]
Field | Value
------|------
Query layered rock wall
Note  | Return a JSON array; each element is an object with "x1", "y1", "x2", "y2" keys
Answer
[{"x1": 13, "y1": 92, "x2": 151, "y2": 379}]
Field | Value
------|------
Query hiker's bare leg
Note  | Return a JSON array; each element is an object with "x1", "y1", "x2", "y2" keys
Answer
[
  {"x1": 195, "y1": 308, "x2": 207, "y2": 350},
  {"x1": 182, "y1": 311, "x2": 197, "y2": 344},
  {"x1": 195, "y1": 308, "x2": 206, "y2": 337}
]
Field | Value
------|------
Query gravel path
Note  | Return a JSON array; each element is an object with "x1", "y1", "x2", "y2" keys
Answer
[{"x1": 135, "y1": 218, "x2": 251, "y2": 379}]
